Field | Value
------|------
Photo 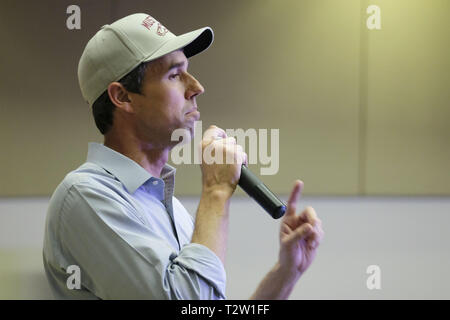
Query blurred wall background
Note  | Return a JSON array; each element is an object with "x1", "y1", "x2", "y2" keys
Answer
[
  {"x1": 1, "y1": 0, "x2": 448, "y2": 197},
  {"x1": 0, "y1": 0, "x2": 449, "y2": 299}
]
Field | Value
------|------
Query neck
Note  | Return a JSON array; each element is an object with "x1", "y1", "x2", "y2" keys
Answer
[{"x1": 104, "y1": 133, "x2": 170, "y2": 179}]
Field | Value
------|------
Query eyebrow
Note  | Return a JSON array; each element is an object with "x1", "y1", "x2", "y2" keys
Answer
[{"x1": 167, "y1": 60, "x2": 188, "y2": 72}]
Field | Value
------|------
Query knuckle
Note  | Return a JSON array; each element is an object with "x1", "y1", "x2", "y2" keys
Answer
[
  {"x1": 306, "y1": 206, "x2": 317, "y2": 217},
  {"x1": 227, "y1": 137, "x2": 236, "y2": 144}
]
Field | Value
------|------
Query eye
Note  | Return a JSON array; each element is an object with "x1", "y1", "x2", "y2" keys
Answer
[{"x1": 169, "y1": 73, "x2": 181, "y2": 80}]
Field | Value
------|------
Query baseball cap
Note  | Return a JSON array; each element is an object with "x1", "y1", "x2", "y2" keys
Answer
[{"x1": 78, "y1": 13, "x2": 214, "y2": 106}]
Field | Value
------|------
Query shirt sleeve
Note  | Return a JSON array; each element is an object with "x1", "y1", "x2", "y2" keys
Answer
[{"x1": 57, "y1": 181, "x2": 226, "y2": 300}]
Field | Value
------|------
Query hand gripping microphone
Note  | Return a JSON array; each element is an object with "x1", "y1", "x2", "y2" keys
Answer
[{"x1": 238, "y1": 165, "x2": 286, "y2": 219}]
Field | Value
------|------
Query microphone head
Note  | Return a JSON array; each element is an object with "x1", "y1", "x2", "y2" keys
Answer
[{"x1": 271, "y1": 205, "x2": 286, "y2": 219}]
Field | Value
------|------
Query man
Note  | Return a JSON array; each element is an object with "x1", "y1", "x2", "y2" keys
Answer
[{"x1": 43, "y1": 13, "x2": 324, "y2": 299}]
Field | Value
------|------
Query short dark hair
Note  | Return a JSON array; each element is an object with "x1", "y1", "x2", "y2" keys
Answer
[{"x1": 92, "y1": 61, "x2": 150, "y2": 135}]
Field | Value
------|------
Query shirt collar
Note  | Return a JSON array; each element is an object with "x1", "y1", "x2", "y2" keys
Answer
[{"x1": 86, "y1": 142, "x2": 176, "y2": 194}]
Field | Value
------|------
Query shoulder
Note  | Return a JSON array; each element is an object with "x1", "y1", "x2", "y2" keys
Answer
[
  {"x1": 62, "y1": 162, "x2": 118, "y2": 190},
  {"x1": 47, "y1": 162, "x2": 136, "y2": 224},
  {"x1": 59, "y1": 161, "x2": 135, "y2": 201}
]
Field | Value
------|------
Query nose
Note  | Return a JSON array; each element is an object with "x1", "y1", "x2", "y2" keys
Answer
[{"x1": 185, "y1": 73, "x2": 205, "y2": 100}]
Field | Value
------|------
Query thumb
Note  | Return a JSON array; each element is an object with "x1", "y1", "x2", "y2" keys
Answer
[{"x1": 284, "y1": 223, "x2": 313, "y2": 246}]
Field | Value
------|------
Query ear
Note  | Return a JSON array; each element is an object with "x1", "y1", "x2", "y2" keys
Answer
[{"x1": 107, "y1": 82, "x2": 135, "y2": 113}]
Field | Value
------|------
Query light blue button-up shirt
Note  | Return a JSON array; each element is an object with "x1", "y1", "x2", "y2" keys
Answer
[{"x1": 43, "y1": 142, "x2": 226, "y2": 299}]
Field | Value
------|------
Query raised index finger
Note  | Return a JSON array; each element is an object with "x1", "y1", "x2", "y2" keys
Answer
[{"x1": 285, "y1": 180, "x2": 304, "y2": 217}]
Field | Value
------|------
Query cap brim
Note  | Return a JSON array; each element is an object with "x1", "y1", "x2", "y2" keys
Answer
[{"x1": 144, "y1": 27, "x2": 214, "y2": 62}]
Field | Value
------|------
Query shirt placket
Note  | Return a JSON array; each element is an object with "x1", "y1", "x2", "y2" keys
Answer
[{"x1": 161, "y1": 174, "x2": 181, "y2": 251}]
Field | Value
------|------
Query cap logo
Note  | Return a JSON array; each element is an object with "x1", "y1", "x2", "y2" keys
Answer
[
  {"x1": 157, "y1": 24, "x2": 169, "y2": 36},
  {"x1": 141, "y1": 15, "x2": 169, "y2": 37},
  {"x1": 141, "y1": 16, "x2": 155, "y2": 30}
]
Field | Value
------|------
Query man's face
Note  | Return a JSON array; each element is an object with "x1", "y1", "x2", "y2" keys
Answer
[{"x1": 129, "y1": 50, "x2": 203, "y2": 148}]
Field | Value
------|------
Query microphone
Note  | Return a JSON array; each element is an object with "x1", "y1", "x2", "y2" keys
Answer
[{"x1": 238, "y1": 165, "x2": 286, "y2": 219}]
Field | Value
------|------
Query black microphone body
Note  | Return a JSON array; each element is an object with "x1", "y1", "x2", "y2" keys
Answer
[{"x1": 238, "y1": 165, "x2": 286, "y2": 219}]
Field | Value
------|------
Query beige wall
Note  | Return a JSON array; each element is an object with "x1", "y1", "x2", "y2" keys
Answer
[
  {"x1": 0, "y1": 0, "x2": 449, "y2": 197},
  {"x1": 364, "y1": 0, "x2": 450, "y2": 195}
]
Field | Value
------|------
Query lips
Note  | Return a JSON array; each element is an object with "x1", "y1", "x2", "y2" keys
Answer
[
  {"x1": 185, "y1": 108, "x2": 200, "y2": 121},
  {"x1": 185, "y1": 107, "x2": 198, "y2": 115}
]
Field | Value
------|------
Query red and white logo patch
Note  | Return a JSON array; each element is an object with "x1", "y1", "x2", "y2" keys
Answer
[
  {"x1": 141, "y1": 16, "x2": 155, "y2": 30},
  {"x1": 141, "y1": 15, "x2": 168, "y2": 36}
]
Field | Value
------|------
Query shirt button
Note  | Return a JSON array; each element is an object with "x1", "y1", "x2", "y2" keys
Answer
[{"x1": 152, "y1": 180, "x2": 159, "y2": 186}]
